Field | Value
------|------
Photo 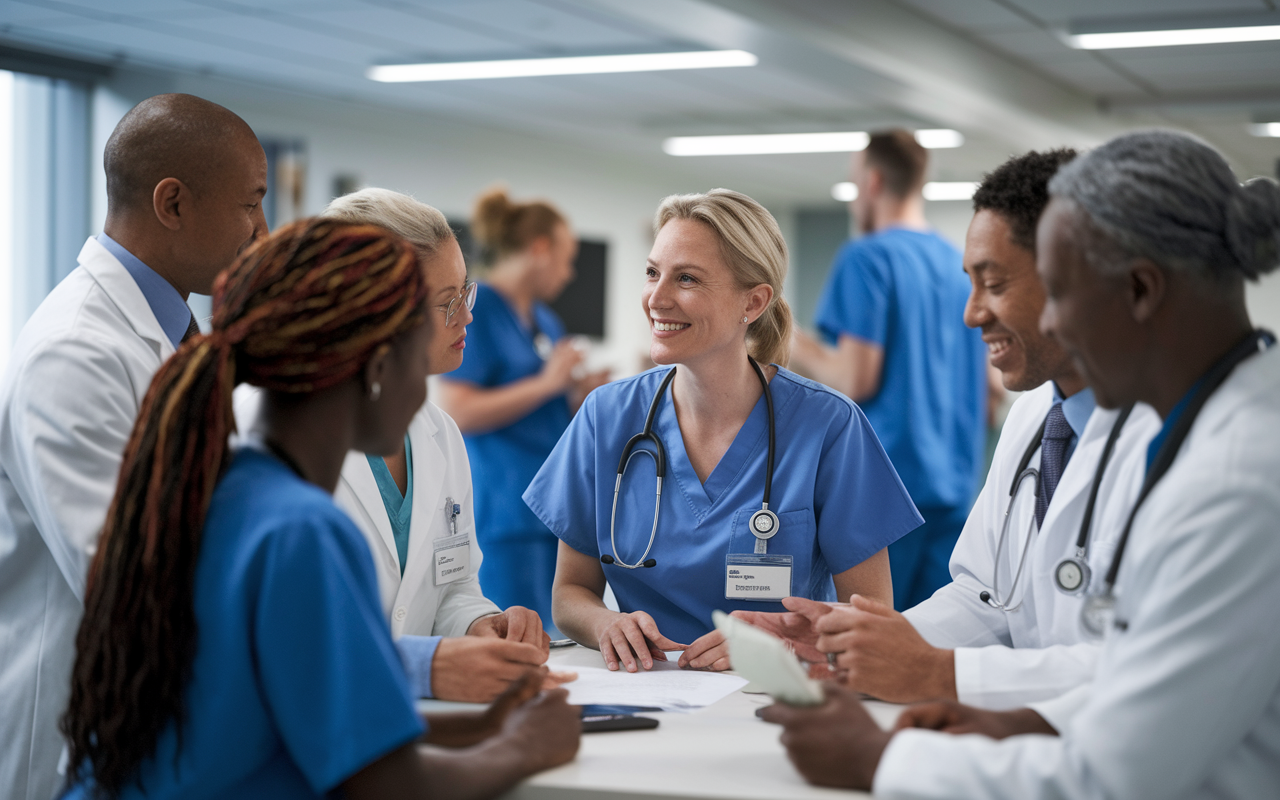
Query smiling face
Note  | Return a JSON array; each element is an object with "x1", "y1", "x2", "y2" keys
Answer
[
  {"x1": 963, "y1": 209, "x2": 1079, "y2": 393},
  {"x1": 422, "y1": 238, "x2": 471, "y2": 375},
  {"x1": 643, "y1": 218, "x2": 767, "y2": 368},
  {"x1": 1036, "y1": 198, "x2": 1146, "y2": 409}
]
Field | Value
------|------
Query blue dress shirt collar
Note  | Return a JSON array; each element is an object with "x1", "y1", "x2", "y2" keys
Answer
[{"x1": 97, "y1": 232, "x2": 191, "y2": 349}]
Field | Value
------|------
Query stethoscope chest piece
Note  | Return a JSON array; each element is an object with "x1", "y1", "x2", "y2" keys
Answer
[
  {"x1": 749, "y1": 508, "x2": 780, "y2": 539},
  {"x1": 1054, "y1": 555, "x2": 1090, "y2": 594}
]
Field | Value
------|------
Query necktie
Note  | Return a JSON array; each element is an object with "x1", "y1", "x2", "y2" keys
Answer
[
  {"x1": 1034, "y1": 402, "x2": 1072, "y2": 528},
  {"x1": 182, "y1": 313, "x2": 200, "y2": 343}
]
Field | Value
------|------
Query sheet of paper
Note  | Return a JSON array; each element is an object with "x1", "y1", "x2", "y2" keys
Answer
[{"x1": 563, "y1": 664, "x2": 747, "y2": 711}]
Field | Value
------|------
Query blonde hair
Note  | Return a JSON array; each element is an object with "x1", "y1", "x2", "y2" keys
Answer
[
  {"x1": 471, "y1": 185, "x2": 566, "y2": 264},
  {"x1": 323, "y1": 187, "x2": 455, "y2": 257},
  {"x1": 654, "y1": 189, "x2": 792, "y2": 367}
]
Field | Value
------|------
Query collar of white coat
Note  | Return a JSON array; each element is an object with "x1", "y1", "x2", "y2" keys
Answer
[
  {"x1": 77, "y1": 236, "x2": 176, "y2": 359},
  {"x1": 341, "y1": 403, "x2": 446, "y2": 566}
]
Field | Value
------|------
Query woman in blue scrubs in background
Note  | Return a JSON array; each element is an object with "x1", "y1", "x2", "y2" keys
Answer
[
  {"x1": 438, "y1": 188, "x2": 608, "y2": 635},
  {"x1": 60, "y1": 220, "x2": 578, "y2": 799},
  {"x1": 526, "y1": 189, "x2": 922, "y2": 673}
]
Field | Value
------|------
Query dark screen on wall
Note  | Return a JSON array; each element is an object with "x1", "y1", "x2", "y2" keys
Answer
[{"x1": 451, "y1": 219, "x2": 607, "y2": 339}]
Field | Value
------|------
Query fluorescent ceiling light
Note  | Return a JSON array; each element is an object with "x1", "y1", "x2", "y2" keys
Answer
[
  {"x1": 914, "y1": 129, "x2": 964, "y2": 148},
  {"x1": 664, "y1": 128, "x2": 962, "y2": 156},
  {"x1": 368, "y1": 50, "x2": 757, "y2": 82},
  {"x1": 665, "y1": 132, "x2": 869, "y2": 156},
  {"x1": 922, "y1": 182, "x2": 979, "y2": 202},
  {"x1": 832, "y1": 182, "x2": 858, "y2": 202},
  {"x1": 1069, "y1": 25, "x2": 1280, "y2": 49},
  {"x1": 1249, "y1": 122, "x2": 1280, "y2": 137}
]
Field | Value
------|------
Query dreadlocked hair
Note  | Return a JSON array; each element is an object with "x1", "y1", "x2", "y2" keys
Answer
[{"x1": 60, "y1": 217, "x2": 427, "y2": 798}]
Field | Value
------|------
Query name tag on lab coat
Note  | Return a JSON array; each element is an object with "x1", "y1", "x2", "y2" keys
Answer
[
  {"x1": 725, "y1": 554, "x2": 792, "y2": 602},
  {"x1": 433, "y1": 533, "x2": 470, "y2": 586}
]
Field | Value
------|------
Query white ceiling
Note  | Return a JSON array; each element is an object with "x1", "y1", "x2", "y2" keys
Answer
[{"x1": 1, "y1": 0, "x2": 1278, "y2": 203}]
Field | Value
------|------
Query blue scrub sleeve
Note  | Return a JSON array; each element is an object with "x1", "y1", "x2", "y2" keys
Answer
[
  {"x1": 395, "y1": 635, "x2": 442, "y2": 699},
  {"x1": 253, "y1": 511, "x2": 425, "y2": 794},
  {"x1": 814, "y1": 242, "x2": 891, "y2": 347},
  {"x1": 522, "y1": 391, "x2": 600, "y2": 558},
  {"x1": 813, "y1": 404, "x2": 923, "y2": 572}
]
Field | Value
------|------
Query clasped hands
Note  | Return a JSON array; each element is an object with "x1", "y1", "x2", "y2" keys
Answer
[
  {"x1": 595, "y1": 610, "x2": 731, "y2": 672},
  {"x1": 739, "y1": 596, "x2": 1055, "y2": 791},
  {"x1": 430, "y1": 605, "x2": 576, "y2": 703}
]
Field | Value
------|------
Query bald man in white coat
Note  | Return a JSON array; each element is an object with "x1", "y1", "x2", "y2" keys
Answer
[{"x1": 0, "y1": 95, "x2": 266, "y2": 800}]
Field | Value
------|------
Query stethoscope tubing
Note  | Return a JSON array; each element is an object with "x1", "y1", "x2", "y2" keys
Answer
[{"x1": 605, "y1": 357, "x2": 777, "y2": 569}]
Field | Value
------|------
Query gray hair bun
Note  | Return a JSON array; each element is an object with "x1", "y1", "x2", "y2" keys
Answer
[
  {"x1": 1049, "y1": 129, "x2": 1280, "y2": 281},
  {"x1": 1226, "y1": 178, "x2": 1280, "y2": 279}
]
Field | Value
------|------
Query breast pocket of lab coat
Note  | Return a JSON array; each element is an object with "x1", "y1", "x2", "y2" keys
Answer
[{"x1": 728, "y1": 508, "x2": 823, "y2": 600}]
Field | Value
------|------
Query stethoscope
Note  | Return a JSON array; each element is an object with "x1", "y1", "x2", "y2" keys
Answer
[
  {"x1": 979, "y1": 401, "x2": 1133, "y2": 611},
  {"x1": 1079, "y1": 329, "x2": 1274, "y2": 638},
  {"x1": 600, "y1": 357, "x2": 778, "y2": 569}
]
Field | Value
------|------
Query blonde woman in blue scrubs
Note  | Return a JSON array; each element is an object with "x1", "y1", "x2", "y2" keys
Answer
[{"x1": 526, "y1": 189, "x2": 922, "y2": 673}]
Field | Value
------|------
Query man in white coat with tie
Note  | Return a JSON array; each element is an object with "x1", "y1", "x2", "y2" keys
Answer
[
  {"x1": 738, "y1": 149, "x2": 1160, "y2": 715},
  {"x1": 762, "y1": 130, "x2": 1280, "y2": 800},
  {"x1": 0, "y1": 94, "x2": 267, "y2": 800}
]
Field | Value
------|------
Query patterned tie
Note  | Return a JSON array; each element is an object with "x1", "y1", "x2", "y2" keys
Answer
[
  {"x1": 1034, "y1": 402, "x2": 1072, "y2": 528},
  {"x1": 182, "y1": 313, "x2": 200, "y2": 343}
]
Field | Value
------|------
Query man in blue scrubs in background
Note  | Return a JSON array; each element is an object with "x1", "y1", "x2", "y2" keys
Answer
[{"x1": 791, "y1": 129, "x2": 986, "y2": 610}]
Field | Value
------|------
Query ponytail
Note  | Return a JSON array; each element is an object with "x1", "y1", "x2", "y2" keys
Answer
[{"x1": 61, "y1": 218, "x2": 426, "y2": 797}]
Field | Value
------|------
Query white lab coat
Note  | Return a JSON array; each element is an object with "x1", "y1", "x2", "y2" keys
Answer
[
  {"x1": 233, "y1": 388, "x2": 500, "y2": 638},
  {"x1": 0, "y1": 238, "x2": 175, "y2": 800},
  {"x1": 874, "y1": 345, "x2": 1280, "y2": 800},
  {"x1": 904, "y1": 383, "x2": 1159, "y2": 711},
  {"x1": 334, "y1": 401, "x2": 500, "y2": 638}
]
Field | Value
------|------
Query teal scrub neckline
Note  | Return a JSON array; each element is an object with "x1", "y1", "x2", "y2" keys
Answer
[{"x1": 367, "y1": 434, "x2": 414, "y2": 576}]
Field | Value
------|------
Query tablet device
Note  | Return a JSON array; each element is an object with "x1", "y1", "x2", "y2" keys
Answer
[{"x1": 712, "y1": 610, "x2": 824, "y2": 706}]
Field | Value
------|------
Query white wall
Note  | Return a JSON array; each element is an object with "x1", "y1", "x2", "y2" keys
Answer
[{"x1": 90, "y1": 69, "x2": 811, "y2": 378}]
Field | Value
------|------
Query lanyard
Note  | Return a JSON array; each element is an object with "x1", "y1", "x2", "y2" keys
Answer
[{"x1": 1081, "y1": 329, "x2": 1275, "y2": 636}]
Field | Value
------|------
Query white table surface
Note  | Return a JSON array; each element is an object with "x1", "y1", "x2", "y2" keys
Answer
[{"x1": 418, "y1": 646, "x2": 902, "y2": 800}]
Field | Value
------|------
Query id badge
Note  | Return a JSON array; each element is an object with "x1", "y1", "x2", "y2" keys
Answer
[
  {"x1": 433, "y1": 533, "x2": 470, "y2": 586},
  {"x1": 725, "y1": 553, "x2": 793, "y2": 602}
]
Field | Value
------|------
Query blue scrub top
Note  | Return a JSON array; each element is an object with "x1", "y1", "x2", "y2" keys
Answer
[
  {"x1": 524, "y1": 366, "x2": 923, "y2": 644},
  {"x1": 443, "y1": 283, "x2": 571, "y2": 542},
  {"x1": 814, "y1": 227, "x2": 986, "y2": 511},
  {"x1": 64, "y1": 449, "x2": 424, "y2": 799}
]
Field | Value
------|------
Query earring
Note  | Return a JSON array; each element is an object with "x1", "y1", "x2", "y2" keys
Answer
[
  {"x1": 742, "y1": 316, "x2": 749, "y2": 324},
  {"x1": 369, "y1": 382, "x2": 381, "y2": 402}
]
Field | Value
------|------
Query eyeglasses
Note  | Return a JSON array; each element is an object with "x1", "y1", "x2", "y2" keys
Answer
[{"x1": 437, "y1": 280, "x2": 478, "y2": 327}]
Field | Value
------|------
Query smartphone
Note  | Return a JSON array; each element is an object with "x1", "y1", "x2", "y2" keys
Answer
[
  {"x1": 581, "y1": 714, "x2": 660, "y2": 733},
  {"x1": 549, "y1": 638, "x2": 577, "y2": 649}
]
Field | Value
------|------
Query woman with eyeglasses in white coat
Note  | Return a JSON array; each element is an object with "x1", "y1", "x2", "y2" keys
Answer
[{"x1": 237, "y1": 189, "x2": 554, "y2": 705}]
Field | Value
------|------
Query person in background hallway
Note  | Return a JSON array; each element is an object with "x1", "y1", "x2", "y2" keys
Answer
[
  {"x1": 762, "y1": 130, "x2": 1280, "y2": 800},
  {"x1": 790, "y1": 129, "x2": 987, "y2": 611},
  {"x1": 736, "y1": 150, "x2": 1159, "y2": 714},
  {"x1": 60, "y1": 219, "x2": 579, "y2": 800},
  {"x1": 437, "y1": 188, "x2": 609, "y2": 635},
  {"x1": 0, "y1": 93, "x2": 267, "y2": 800}
]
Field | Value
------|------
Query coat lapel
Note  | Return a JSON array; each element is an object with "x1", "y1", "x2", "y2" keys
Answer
[
  {"x1": 340, "y1": 450, "x2": 399, "y2": 566},
  {"x1": 77, "y1": 237, "x2": 175, "y2": 361},
  {"x1": 400, "y1": 409, "x2": 446, "y2": 596}
]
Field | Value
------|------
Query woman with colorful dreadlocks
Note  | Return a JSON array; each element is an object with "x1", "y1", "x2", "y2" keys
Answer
[{"x1": 58, "y1": 219, "x2": 580, "y2": 799}]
